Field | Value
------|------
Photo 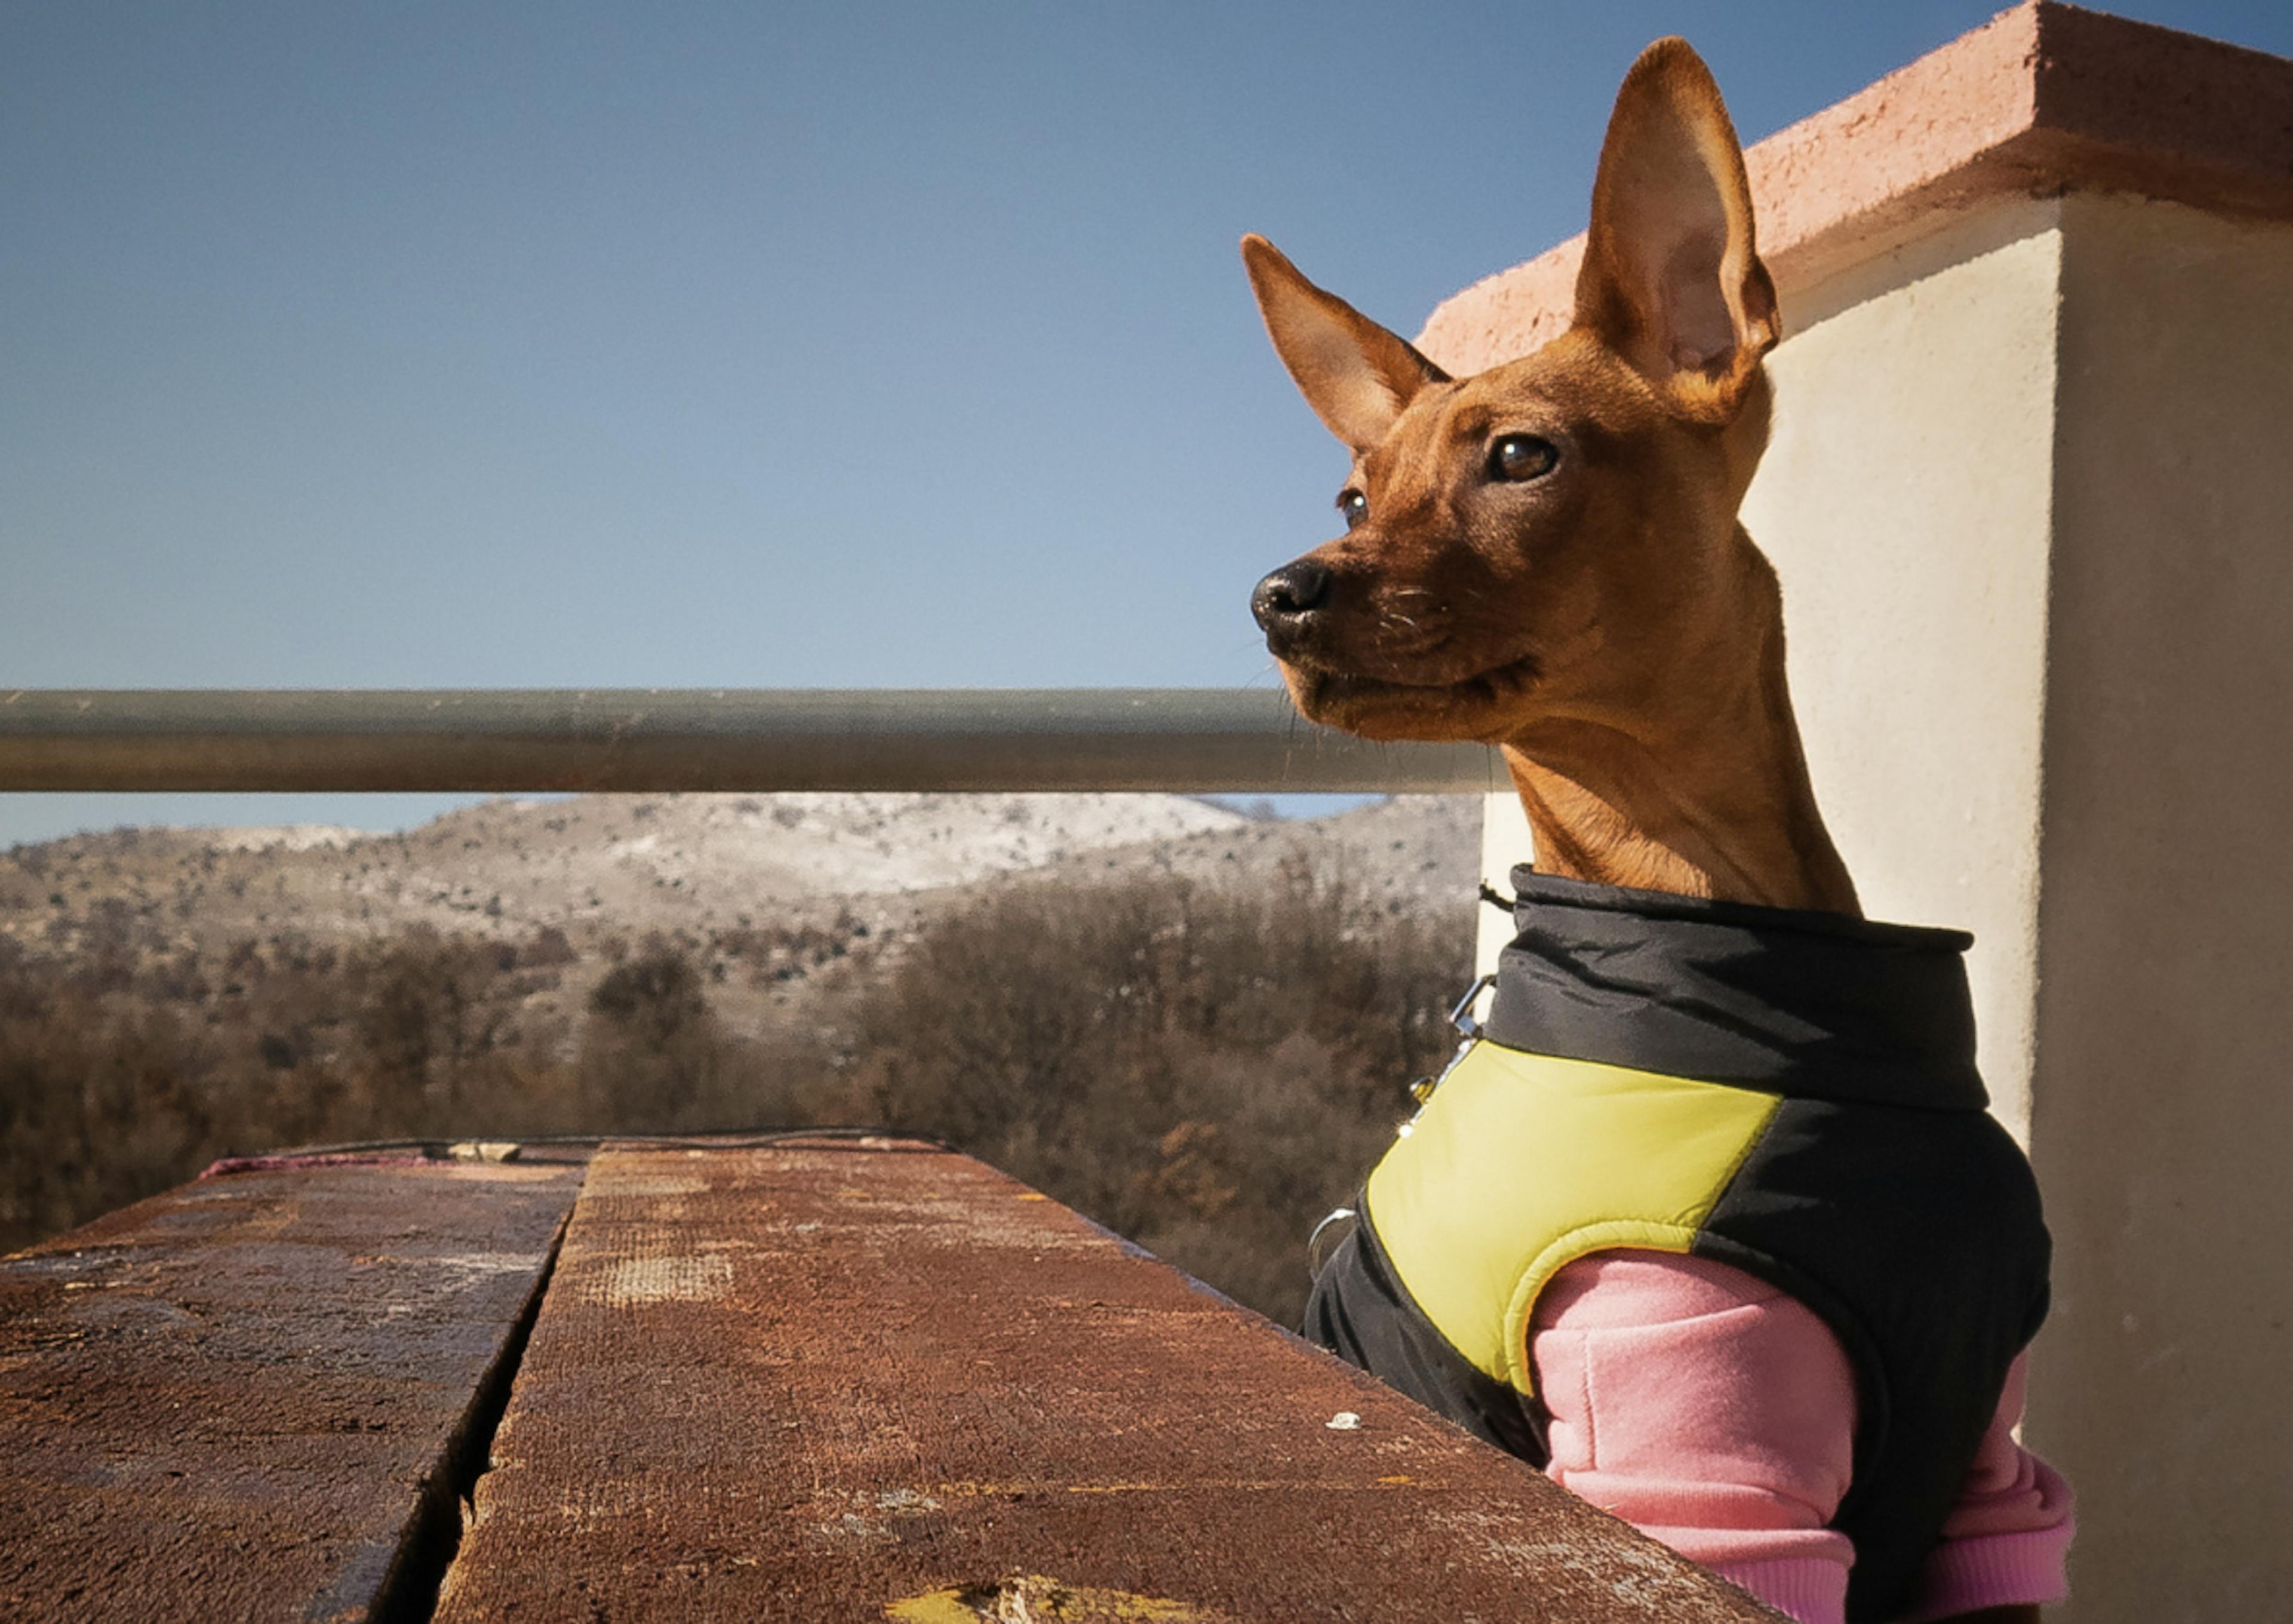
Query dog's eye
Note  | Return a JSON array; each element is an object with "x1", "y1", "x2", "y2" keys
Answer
[
  {"x1": 1336, "y1": 488, "x2": 1368, "y2": 528},
  {"x1": 1489, "y1": 435, "x2": 1558, "y2": 481}
]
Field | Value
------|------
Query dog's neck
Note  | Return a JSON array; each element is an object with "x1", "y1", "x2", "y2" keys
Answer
[{"x1": 1499, "y1": 533, "x2": 1861, "y2": 918}]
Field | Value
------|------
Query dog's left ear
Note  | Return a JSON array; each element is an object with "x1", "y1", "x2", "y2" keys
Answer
[
  {"x1": 1574, "y1": 39, "x2": 1778, "y2": 423},
  {"x1": 1242, "y1": 234, "x2": 1450, "y2": 454}
]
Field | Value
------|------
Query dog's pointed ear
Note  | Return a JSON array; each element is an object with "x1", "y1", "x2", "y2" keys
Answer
[
  {"x1": 1242, "y1": 234, "x2": 1449, "y2": 453},
  {"x1": 1573, "y1": 39, "x2": 1778, "y2": 423}
]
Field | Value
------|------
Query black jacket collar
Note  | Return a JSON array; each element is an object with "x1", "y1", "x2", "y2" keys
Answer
[{"x1": 1486, "y1": 868, "x2": 1987, "y2": 1111}]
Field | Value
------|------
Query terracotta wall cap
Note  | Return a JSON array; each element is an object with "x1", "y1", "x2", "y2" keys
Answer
[{"x1": 1419, "y1": 2, "x2": 2293, "y2": 373}]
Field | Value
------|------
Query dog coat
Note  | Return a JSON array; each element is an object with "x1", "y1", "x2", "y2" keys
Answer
[{"x1": 1304, "y1": 869, "x2": 2051, "y2": 1623}]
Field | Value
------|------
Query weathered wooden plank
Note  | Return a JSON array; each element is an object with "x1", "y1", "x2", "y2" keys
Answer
[
  {"x1": 437, "y1": 1140, "x2": 1779, "y2": 1623},
  {"x1": 0, "y1": 1156, "x2": 582, "y2": 1623}
]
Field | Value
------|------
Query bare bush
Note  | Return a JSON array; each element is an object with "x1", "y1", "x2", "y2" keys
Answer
[
  {"x1": 834, "y1": 859, "x2": 1466, "y2": 1323},
  {"x1": 579, "y1": 937, "x2": 726, "y2": 1127}
]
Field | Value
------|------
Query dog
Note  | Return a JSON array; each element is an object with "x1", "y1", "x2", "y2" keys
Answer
[{"x1": 1243, "y1": 41, "x2": 2067, "y2": 1624}]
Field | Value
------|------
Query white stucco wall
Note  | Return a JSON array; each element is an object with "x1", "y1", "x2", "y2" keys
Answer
[{"x1": 2025, "y1": 193, "x2": 2293, "y2": 1623}]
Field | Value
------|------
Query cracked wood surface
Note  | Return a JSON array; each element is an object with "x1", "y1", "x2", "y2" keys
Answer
[{"x1": 0, "y1": 1158, "x2": 580, "y2": 1623}]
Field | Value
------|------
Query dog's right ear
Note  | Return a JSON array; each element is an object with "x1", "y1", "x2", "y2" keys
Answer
[
  {"x1": 1242, "y1": 234, "x2": 1449, "y2": 454},
  {"x1": 1574, "y1": 39, "x2": 1778, "y2": 424}
]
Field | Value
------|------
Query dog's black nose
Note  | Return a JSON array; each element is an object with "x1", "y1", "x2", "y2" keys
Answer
[{"x1": 1251, "y1": 559, "x2": 1332, "y2": 633}]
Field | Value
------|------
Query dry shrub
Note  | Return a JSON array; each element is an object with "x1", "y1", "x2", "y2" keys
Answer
[
  {"x1": 835, "y1": 859, "x2": 1467, "y2": 1323},
  {"x1": 576, "y1": 934, "x2": 804, "y2": 1130},
  {"x1": 0, "y1": 967, "x2": 228, "y2": 1250}
]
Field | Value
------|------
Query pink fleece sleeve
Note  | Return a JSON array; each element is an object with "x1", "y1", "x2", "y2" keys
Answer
[
  {"x1": 1529, "y1": 1251, "x2": 2073, "y2": 1624},
  {"x1": 1530, "y1": 1251, "x2": 1857, "y2": 1624}
]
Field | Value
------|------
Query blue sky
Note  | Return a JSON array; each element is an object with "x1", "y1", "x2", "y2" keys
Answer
[{"x1": 6, "y1": 1, "x2": 2289, "y2": 847}]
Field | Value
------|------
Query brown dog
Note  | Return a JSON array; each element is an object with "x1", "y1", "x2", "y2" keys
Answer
[{"x1": 1246, "y1": 39, "x2": 2055, "y2": 1624}]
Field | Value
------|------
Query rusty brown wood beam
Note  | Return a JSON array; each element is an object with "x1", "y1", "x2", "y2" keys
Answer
[
  {"x1": 434, "y1": 1140, "x2": 1782, "y2": 1623},
  {"x1": 0, "y1": 1156, "x2": 582, "y2": 1623}
]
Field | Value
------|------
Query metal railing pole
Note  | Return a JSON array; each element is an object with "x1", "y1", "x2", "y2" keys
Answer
[{"x1": 0, "y1": 689, "x2": 1501, "y2": 795}]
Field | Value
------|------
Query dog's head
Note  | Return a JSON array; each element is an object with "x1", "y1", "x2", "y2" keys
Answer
[{"x1": 1245, "y1": 39, "x2": 1778, "y2": 744}]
